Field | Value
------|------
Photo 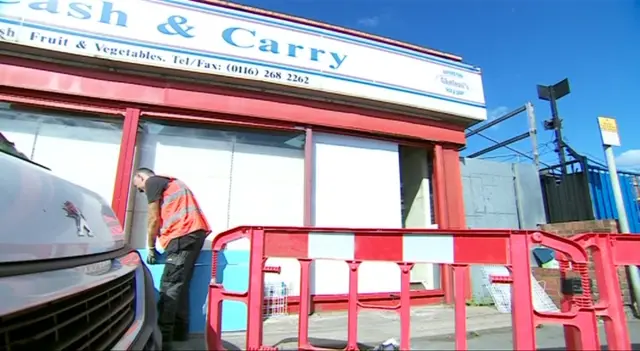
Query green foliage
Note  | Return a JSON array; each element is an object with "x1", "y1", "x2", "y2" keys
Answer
[{"x1": 465, "y1": 298, "x2": 495, "y2": 307}]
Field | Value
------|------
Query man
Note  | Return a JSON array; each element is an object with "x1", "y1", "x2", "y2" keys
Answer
[{"x1": 133, "y1": 168, "x2": 211, "y2": 349}]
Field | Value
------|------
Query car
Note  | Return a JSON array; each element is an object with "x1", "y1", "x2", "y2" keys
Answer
[{"x1": 0, "y1": 143, "x2": 162, "y2": 350}]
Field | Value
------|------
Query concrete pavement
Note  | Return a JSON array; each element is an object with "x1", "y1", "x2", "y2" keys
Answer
[
  {"x1": 177, "y1": 305, "x2": 513, "y2": 350},
  {"x1": 411, "y1": 320, "x2": 640, "y2": 350},
  {"x1": 176, "y1": 306, "x2": 640, "y2": 350}
]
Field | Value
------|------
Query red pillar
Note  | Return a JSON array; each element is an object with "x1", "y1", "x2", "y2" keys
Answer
[
  {"x1": 111, "y1": 108, "x2": 140, "y2": 225},
  {"x1": 441, "y1": 146, "x2": 467, "y2": 229},
  {"x1": 433, "y1": 144, "x2": 470, "y2": 303}
]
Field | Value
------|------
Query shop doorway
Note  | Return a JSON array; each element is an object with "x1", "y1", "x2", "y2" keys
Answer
[{"x1": 399, "y1": 145, "x2": 439, "y2": 290}]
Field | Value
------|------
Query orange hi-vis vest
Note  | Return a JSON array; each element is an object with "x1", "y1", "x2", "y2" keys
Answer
[{"x1": 157, "y1": 177, "x2": 211, "y2": 249}]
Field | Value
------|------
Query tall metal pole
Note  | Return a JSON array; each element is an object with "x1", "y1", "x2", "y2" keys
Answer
[
  {"x1": 538, "y1": 79, "x2": 570, "y2": 175},
  {"x1": 604, "y1": 145, "x2": 640, "y2": 313},
  {"x1": 525, "y1": 102, "x2": 540, "y2": 171},
  {"x1": 549, "y1": 94, "x2": 567, "y2": 175}
]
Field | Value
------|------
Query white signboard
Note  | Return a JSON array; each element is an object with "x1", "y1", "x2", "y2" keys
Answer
[
  {"x1": 598, "y1": 116, "x2": 621, "y2": 146},
  {"x1": 0, "y1": 0, "x2": 486, "y2": 121}
]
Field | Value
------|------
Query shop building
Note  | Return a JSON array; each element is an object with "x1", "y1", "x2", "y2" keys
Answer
[{"x1": 0, "y1": 0, "x2": 486, "y2": 332}]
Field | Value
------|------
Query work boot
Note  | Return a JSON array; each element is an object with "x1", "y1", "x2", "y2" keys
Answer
[
  {"x1": 162, "y1": 340, "x2": 174, "y2": 351},
  {"x1": 173, "y1": 327, "x2": 189, "y2": 342},
  {"x1": 161, "y1": 329, "x2": 174, "y2": 351},
  {"x1": 172, "y1": 319, "x2": 189, "y2": 342}
]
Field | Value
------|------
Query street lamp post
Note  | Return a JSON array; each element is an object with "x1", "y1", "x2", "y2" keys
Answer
[{"x1": 537, "y1": 78, "x2": 570, "y2": 175}]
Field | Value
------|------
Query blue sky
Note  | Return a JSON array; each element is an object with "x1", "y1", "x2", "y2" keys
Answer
[{"x1": 235, "y1": 0, "x2": 640, "y2": 169}]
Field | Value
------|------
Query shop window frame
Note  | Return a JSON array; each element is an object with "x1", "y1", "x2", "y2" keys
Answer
[
  {"x1": 0, "y1": 58, "x2": 468, "y2": 305},
  {"x1": 0, "y1": 91, "x2": 454, "y2": 305},
  {"x1": 0, "y1": 91, "x2": 131, "y2": 218},
  {"x1": 125, "y1": 112, "x2": 308, "y2": 246}
]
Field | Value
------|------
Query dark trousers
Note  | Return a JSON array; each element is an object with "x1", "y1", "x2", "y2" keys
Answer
[{"x1": 158, "y1": 230, "x2": 207, "y2": 346}]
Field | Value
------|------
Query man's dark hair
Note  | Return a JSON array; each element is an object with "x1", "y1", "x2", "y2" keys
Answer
[{"x1": 136, "y1": 167, "x2": 155, "y2": 176}]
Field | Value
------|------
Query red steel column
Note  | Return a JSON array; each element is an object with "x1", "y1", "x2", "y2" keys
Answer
[
  {"x1": 432, "y1": 144, "x2": 453, "y2": 303},
  {"x1": 441, "y1": 146, "x2": 471, "y2": 300},
  {"x1": 111, "y1": 108, "x2": 140, "y2": 225}
]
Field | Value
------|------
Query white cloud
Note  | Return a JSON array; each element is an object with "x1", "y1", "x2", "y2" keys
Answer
[
  {"x1": 488, "y1": 106, "x2": 509, "y2": 120},
  {"x1": 483, "y1": 106, "x2": 509, "y2": 130},
  {"x1": 357, "y1": 16, "x2": 380, "y2": 27},
  {"x1": 616, "y1": 149, "x2": 640, "y2": 170}
]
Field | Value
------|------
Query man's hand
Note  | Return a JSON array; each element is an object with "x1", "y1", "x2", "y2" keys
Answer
[
  {"x1": 147, "y1": 201, "x2": 161, "y2": 251},
  {"x1": 147, "y1": 248, "x2": 159, "y2": 265}
]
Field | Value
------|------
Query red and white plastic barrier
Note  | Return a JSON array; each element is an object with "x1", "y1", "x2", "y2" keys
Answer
[{"x1": 205, "y1": 226, "x2": 633, "y2": 350}]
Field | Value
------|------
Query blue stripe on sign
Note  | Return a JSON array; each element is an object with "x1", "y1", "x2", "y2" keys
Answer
[
  {"x1": 0, "y1": 18, "x2": 486, "y2": 109},
  {"x1": 153, "y1": 0, "x2": 480, "y2": 72},
  {"x1": 403, "y1": 234, "x2": 454, "y2": 263}
]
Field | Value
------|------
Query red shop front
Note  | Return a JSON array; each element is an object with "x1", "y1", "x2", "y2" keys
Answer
[{"x1": 0, "y1": 0, "x2": 487, "y2": 324}]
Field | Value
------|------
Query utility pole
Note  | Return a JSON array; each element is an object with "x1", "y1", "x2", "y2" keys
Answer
[
  {"x1": 537, "y1": 78, "x2": 570, "y2": 175},
  {"x1": 549, "y1": 95, "x2": 566, "y2": 174},
  {"x1": 598, "y1": 116, "x2": 640, "y2": 315},
  {"x1": 525, "y1": 102, "x2": 540, "y2": 171}
]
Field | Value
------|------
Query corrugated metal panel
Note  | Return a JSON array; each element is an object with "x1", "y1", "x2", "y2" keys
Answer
[
  {"x1": 588, "y1": 166, "x2": 640, "y2": 232},
  {"x1": 541, "y1": 172, "x2": 594, "y2": 223},
  {"x1": 513, "y1": 163, "x2": 547, "y2": 229},
  {"x1": 461, "y1": 158, "x2": 519, "y2": 229},
  {"x1": 460, "y1": 158, "x2": 548, "y2": 304}
]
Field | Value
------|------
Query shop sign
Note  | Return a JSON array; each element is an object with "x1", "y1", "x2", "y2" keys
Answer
[{"x1": 0, "y1": 0, "x2": 486, "y2": 120}]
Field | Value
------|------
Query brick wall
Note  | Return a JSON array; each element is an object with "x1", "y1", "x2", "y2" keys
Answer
[{"x1": 534, "y1": 220, "x2": 632, "y2": 309}]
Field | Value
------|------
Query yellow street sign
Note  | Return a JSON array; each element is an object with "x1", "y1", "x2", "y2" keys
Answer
[
  {"x1": 598, "y1": 116, "x2": 620, "y2": 146},
  {"x1": 598, "y1": 117, "x2": 618, "y2": 133}
]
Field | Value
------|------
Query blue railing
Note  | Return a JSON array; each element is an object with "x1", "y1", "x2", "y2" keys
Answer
[{"x1": 587, "y1": 165, "x2": 640, "y2": 233}]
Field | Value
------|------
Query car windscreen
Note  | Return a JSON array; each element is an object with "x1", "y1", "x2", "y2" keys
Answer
[{"x1": 0, "y1": 132, "x2": 50, "y2": 170}]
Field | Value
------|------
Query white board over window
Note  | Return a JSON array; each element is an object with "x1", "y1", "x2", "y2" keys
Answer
[{"x1": 312, "y1": 133, "x2": 403, "y2": 295}]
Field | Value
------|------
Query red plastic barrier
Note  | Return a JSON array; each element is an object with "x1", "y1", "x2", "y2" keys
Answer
[
  {"x1": 568, "y1": 233, "x2": 638, "y2": 351},
  {"x1": 205, "y1": 226, "x2": 603, "y2": 350}
]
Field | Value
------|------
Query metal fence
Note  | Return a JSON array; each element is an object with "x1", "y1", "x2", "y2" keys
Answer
[
  {"x1": 541, "y1": 157, "x2": 640, "y2": 233},
  {"x1": 540, "y1": 159, "x2": 594, "y2": 223},
  {"x1": 587, "y1": 165, "x2": 640, "y2": 233}
]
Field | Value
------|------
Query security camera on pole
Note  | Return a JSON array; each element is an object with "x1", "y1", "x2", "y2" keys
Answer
[{"x1": 598, "y1": 116, "x2": 640, "y2": 313}]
